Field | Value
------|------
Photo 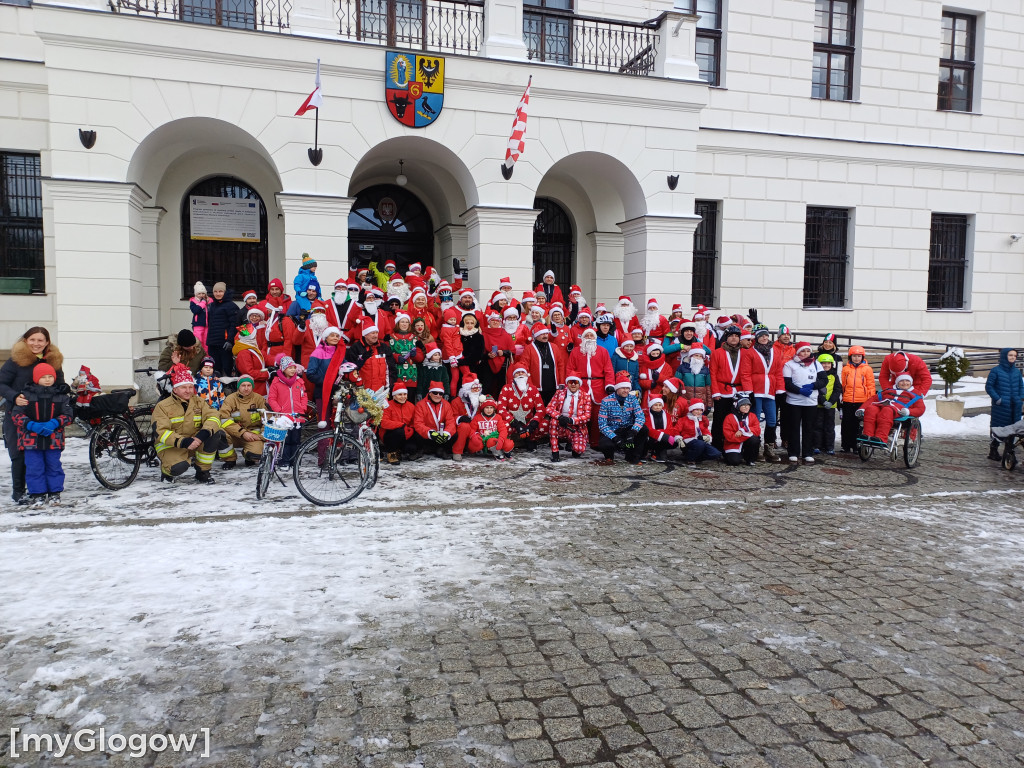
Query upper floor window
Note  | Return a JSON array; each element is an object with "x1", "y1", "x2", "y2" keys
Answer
[
  {"x1": 0, "y1": 153, "x2": 44, "y2": 295},
  {"x1": 812, "y1": 0, "x2": 855, "y2": 100},
  {"x1": 938, "y1": 12, "x2": 975, "y2": 112},
  {"x1": 675, "y1": 0, "x2": 722, "y2": 86},
  {"x1": 524, "y1": 0, "x2": 572, "y2": 66}
]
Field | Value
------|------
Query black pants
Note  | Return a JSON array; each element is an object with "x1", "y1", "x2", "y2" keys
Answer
[
  {"x1": 724, "y1": 436, "x2": 762, "y2": 466},
  {"x1": 711, "y1": 396, "x2": 734, "y2": 451},
  {"x1": 597, "y1": 425, "x2": 649, "y2": 463},
  {"x1": 841, "y1": 402, "x2": 863, "y2": 449},
  {"x1": 774, "y1": 394, "x2": 788, "y2": 445},
  {"x1": 4, "y1": 415, "x2": 26, "y2": 496},
  {"x1": 382, "y1": 428, "x2": 422, "y2": 455},
  {"x1": 816, "y1": 408, "x2": 837, "y2": 451},
  {"x1": 786, "y1": 404, "x2": 818, "y2": 459},
  {"x1": 210, "y1": 342, "x2": 234, "y2": 377}
]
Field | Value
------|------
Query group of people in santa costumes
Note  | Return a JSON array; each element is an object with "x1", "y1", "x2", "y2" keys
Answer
[{"x1": 181, "y1": 255, "x2": 930, "y2": 469}]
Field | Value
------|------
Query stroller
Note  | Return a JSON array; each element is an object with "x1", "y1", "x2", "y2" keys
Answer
[{"x1": 991, "y1": 419, "x2": 1023, "y2": 471}]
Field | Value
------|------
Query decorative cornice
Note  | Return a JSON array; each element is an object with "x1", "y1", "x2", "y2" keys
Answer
[
  {"x1": 43, "y1": 177, "x2": 151, "y2": 206},
  {"x1": 617, "y1": 214, "x2": 700, "y2": 236},
  {"x1": 460, "y1": 206, "x2": 541, "y2": 227},
  {"x1": 276, "y1": 193, "x2": 355, "y2": 216}
]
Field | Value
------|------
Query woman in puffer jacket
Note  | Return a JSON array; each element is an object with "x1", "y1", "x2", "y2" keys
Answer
[{"x1": 985, "y1": 348, "x2": 1023, "y2": 461}]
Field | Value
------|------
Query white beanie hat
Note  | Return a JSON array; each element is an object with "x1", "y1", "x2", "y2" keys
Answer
[{"x1": 194, "y1": 281, "x2": 207, "y2": 295}]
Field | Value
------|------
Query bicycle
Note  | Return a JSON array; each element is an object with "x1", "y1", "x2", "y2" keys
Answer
[
  {"x1": 292, "y1": 376, "x2": 379, "y2": 506},
  {"x1": 255, "y1": 410, "x2": 303, "y2": 500}
]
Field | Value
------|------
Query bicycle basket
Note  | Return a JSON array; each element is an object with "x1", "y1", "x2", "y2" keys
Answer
[
  {"x1": 262, "y1": 424, "x2": 289, "y2": 442},
  {"x1": 80, "y1": 389, "x2": 134, "y2": 418}
]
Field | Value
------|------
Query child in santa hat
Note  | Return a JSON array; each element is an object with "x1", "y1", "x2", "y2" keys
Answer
[
  {"x1": 463, "y1": 395, "x2": 514, "y2": 461},
  {"x1": 417, "y1": 344, "x2": 450, "y2": 402},
  {"x1": 645, "y1": 396, "x2": 679, "y2": 463},
  {"x1": 438, "y1": 307, "x2": 463, "y2": 396},
  {"x1": 380, "y1": 380, "x2": 418, "y2": 463},
  {"x1": 546, "y1": 374, "x2": 591, "y2": 461},
  {"x1": 723, "y1": 396, "x2": 762, "y2": 466},
  {"x1": 860, "y1": 373, "x2": 925, "y2": 446},
  {"x1": 675, "y1": 399, "x2": 721, "y2": 466},
  {"x1": 676, "y1": 344, "x2": 713, "y2": 412}
]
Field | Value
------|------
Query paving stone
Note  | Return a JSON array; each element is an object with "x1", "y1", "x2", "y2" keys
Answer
[
  {"x1": 601, "y1": 724, "x2": 647, "y2": 750},
  {"x1": 671, "y1": 702, "x2": 725, "y2": 729},
  {"x1": 919, "y1": 716, "x2": 978, "y2": 746},
  {"x1": 572, "y1": 686, "x2": 612, "y2": 707},
  {"x1": 543, "y1": 717, "x2": 584, "y2": 742},
  {"x1": 512, "y1": 739, "x2": 554, "y2": 762},
  {"x1": 584, "y1": 706, "x2": 628, "y2": 728},
  {"x1": 505, "y1": 719, "x2": 543, "y2": 740},
  {"x1": 540, "y1": 697, "x2": 580, "y2": 718},
  {"x1": 730, "y1": 716, "x2": 793, "y2": 745},
  {"x1": 554, "y1": 738, "x2": 603, "y2": 764}
]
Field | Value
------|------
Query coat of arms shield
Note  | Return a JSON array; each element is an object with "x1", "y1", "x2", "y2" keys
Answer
[{"x1": 386, "y1": 51, "x2": 444, "y2": 128}]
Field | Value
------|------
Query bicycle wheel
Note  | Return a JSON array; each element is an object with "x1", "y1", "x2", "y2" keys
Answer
[
  {"x1": 360, "y1": 429, "x2": 380, "y2": 489},
  {"x1": 903, "y1": 420, "x2": 921, "y2": 469},
  {"x1": 89, "y1": 417, "x2": 142, "y2": 490},
  {"x1": 293, "y1": 431, "x2": 367, "y2": 506},
  {"x1": 256, "y1": 444, "x2": 275, "y2": 500},
  {"x1": 130, "y1": 404, "x2": 157, "y2": 465}
]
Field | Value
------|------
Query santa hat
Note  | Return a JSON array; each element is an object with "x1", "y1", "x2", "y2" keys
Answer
[
  {"x1": 389, "y1": 273, "x2": 404, "y2": 284},
  {"x1": 334, "y1": 278, "x2": 347, "y2": 290},
  {"x1": 522, "y1": 290, "x2": 536, "y2": 302},
  {"x1": 459, "y1": 287, "x2": 475, "y2": 297},
  {"x1": 569, "y1": 285, "x2": 582, "y2": 297},
  {"x1": 384, "y1": 260, "x2": 396, "y2": 270},
  {"x1": 630, "y1": 327, "x2": 645, "y2": 337},
  {"x1": 620, "y1": 338, "x2": 636, "y2": 348},
  {"x1": 565, "y1": 374, "x2": 582, "y2": 384},
  {"x1": 687, "y1": 343, "x2": 707, "y2": 358},
  {"x1": 490, "y1": 290, "x2": 503, "y2": 306},
  {"x1": 680, "y1": 319, "x2": 696, "y2": 331},
  {"x1": 310, "y1": 306, "x2": 327, "y2": 315},
  {"x1": 532, "y1": 322, "x2": 550, "y2": 339},
  {"x1": 443, "y1": 307, "x2": 462, "y2": 325},
  {"x1": 460, "y1": 373, "x2": 481, "y2": 391},
  {"x1": 595, "y1": 302, "x2": 608, "y2": 313},
  {"x1": 646, "y1": 298, "x2": 659, "y2": 309},
  {"x1": 409, "y1": 262, "x2": 422, "y2": 273},
  {"x1": 361, "y1": 324, "x2": 379, "y2": 336},
  {"x1": 548, "y1": 303, "x2": 565, "y2": 316},
  {"x1": 693, "y1": 305, "x2": 708, "y2": 319},
  {"x1": 347, "y1": 282, "x2": 360, "y2": 291},
  {"x1": 779, "y1": 324, "x2": 791, "y2": 336},
  {"x1": 543, "y1": 269, "x2": 555, "y2": 279},
  {"x1": 795, "y1": 341, "x2": 812, "y2": 353},
  {"x1": 242, "y1": 290, "x2": 258, "y2": 303},
  {"x1": 369, "y1": 287, "x2": 385, "y2": 299},
  {"x1": 392, "y1": 381, "x2": 408, "y2": 395},
  {"x1": 511, "y1": 364, "x2": 529, "y2": 378},
  {"x1": 614, "y1": 371, "x2": 633, "y2": 388},
  {"x1": 894, "y1": 373, "x2": 914, "y2": 386},
  {"x1": 394, "y1": 312, "x2": 411, "y2": 326},
  {"x1": 321, "y1": 325, "x2": 341, "y2": 339},
  {"x1": 663, "y1": 377, "x2": 682, "y2": 393},
  {"x1": 671, "y1": 303, "x2": 683, "y2": 314},
  {"x1": 618, "y1": 295, "x2": 632, "y2": 305},
  {"x1": 503, "y1": 307, "x2": 520, "y2": 319},
  {"x1": 428, "y1": 383, "x2": 447, "y2": 394},
  {"x1": 688, "y1": 398, "x2": 706, "y2": 411},
  {"x1": 438, "y1": 280, "x2": 452, "y2": 292},
  {"x1": 32, "y1": 363, "x2": 56, "y2": 383},
  {"x1": 647, "y1": 341, "x2": 663, "y2": 354},
  {"x1": 577, "y1": 308, "x2": 592, "y2": 320},
  {"x1": 169, "y1": 364, "x2": 194, "y2": 390},
  {"x1": 486, "y1": 311, "x2": 501, "y2": 323},
  {"x1": 649, "y1": 396, "x2": 664, "y2": 408},
  {"x1": 716, "y1": 316, "x2": 731, "y2": 328},
  {"x1": 741, "y1": 333, "x2": 754, "y2": 341},
  {"x1": 499, "y1": 276, "x2": 513, "y2": 288},
  {"x1": 887, "y1": 351, "x2": 910, "y2": 373},
  {"x1": 246, "y1": 306, "x2": 266, "y2": 319},
  {"x1": 424, "y1": 343, "x2": 442, "y2": 359}
]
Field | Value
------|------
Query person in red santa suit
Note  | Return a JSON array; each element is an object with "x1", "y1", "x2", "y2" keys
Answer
[
  {"x1": 495, "y1": 276, "x2": 520, "y2": 312},
  {"x1": 458, "y1": 395, "x2": 513, "y2": 461},
  {"x1": 545, "y1": 374, "x2": 591, "y2": 462},
  {"x1": 258, "y1": 278, "x2": 292, "y2": 329},
  {"x1": 567, "y1": 326, "x2": 615, "y2": 447},
  {"x1": 690, "y1": 306, "x2": 716, "y2": 349},
  {"x1": 406, "y1": 287, "x2": 441, "y2": 338},
  {"x1": 645, "y1": 396, "x2": 680, "y2": 463},
  {"x1": 879, "y1": 350, "x2": 933, "y2": 396},
  {"x1": 675, "y1": 398, "x2": 721, "y2": 465},
  {"x1": 379, "y1": 380, "x2": 418, "y2": 464},
  {"x1": 232, "y1": 323, "x2": 271, "y2": 396},
  {"x1": 569, "y1": 307, "x2": 593, "y2": 348},
  {"x1": 413, "y1": 383, "x2": 458, "y2": 458},
  {"x1": 481, "y1": 310, "x2": 516, "y2": 398},
  {"x1": 242, "y1": 305, "x2": 269, "y2": 354},
  {"x1": 722, "y1": 396, "x2": 763, "y2": 466},
  {"x1": 547, "y1": 304, "x2": 573, "y2": 354},
  {"x1": 639, "y1": 298, "x2": 670, "y2": 342},
  {"x1": 638, "y1": 341, "x2": 675, "y2": 407},
  {"x1": 498, "y1": 364, "x2": 548, "y2": 450},
  {"x1": 612, "y1": 295, "x2": 642, "y2": 343},
  {"x1": 344, "y1": 324, "x2": 391, "y2": 396},
  {"x1": 710, "y1": 324, "x2": 745, "y2": 450},
  {"x1": 519, "y1": 290, "x2": 537, "y2": 320},
  {"x1": 294, "y1": 305, "x2": 332, "y2": 369},
  {"x1": 451, "y1": 373, "x2": 485, "y2": 460},
  {"x1": 534, "y1": 269, "x2": 565, "y2": 307},
  {"x1": 566, "y1": 285, "x2": 588, "y2": 324},
  {"x1": 861, "y1": 373, "x2": 927, "y2": 445},
  {"x1": 514, "y1": 323, "x2": 567, "y2": 404},
  {"x1": 514, "y1": 303, "x2": 544, "y2": 350},
  {"x1": 404, "y1": 262, "x2": 427, "y2": 292},
  {"x1": 455, "y1": 288, "x2": 486, "y2": 327}
]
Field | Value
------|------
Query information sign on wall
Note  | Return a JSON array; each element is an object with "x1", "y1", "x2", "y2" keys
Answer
[{"x1": 189, "y1": 196, "x2": 261, "y2": 242}]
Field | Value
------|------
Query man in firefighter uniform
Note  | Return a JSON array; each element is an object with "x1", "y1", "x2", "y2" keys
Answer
[{"x1": 154, "y1": 363, "x2": 229, "y2": 483}]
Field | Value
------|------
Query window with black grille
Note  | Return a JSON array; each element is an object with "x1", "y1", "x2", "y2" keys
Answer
[
  {"x1": 812, "y1": 0, "x2": 855, "y2": 101},
  {"x1": 803, "y1": 207, "x2": 849, "y2": 308},
  {"x1": 676, "y1": 0, "x2": 722, "y2": 86},
  {"x1": 692, "y1": 200, "x2": 718, "y2": 307},
  {"x1": 0, "y1": 152, "x2": 44, "y2": 295},
  {"x1": 524, "y1": 0, "x2": 572, "y2": 65},
  {"x1": 938, "y1": 12, "x2": 975, "y2": 112},
  {"x1": 532, "y1": 197, "x2": 574, "y2": 289},
  {"x1": 180, "y1": 176, "x2": 268, "y2": 300},
  {"x1": 928, "y1": 214, "x2": 969, "y2": 309}
]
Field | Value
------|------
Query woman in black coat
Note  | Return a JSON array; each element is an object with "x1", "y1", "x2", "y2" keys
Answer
[
  {"x1": 0, "y1": 326, "x2": 65, "y2": 503},
  {"x1": 205, "y1": 282, "x2": 241, "y2": 376}
]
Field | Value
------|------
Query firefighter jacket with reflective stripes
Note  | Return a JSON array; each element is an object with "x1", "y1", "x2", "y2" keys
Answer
[
  {"x1": 218, "y1": 391, "x2": 268, "y2": 440},
  {"x1": 153, "y1": 393, "x2": 223, "y2": 452}
]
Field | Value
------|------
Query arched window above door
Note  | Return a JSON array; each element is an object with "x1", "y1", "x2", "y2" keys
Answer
[{"x1": 348, "y1": 184, "x2": 434, "y2": 274}]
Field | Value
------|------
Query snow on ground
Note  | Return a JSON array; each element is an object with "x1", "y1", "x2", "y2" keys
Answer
[{"x1": 918, "y1": 409, "x2": 994, "y2": 437}]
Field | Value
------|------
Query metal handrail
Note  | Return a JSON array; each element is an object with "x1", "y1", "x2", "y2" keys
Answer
[{"x1": 524, "y1": 8, "x2": 659, "y2": 75}]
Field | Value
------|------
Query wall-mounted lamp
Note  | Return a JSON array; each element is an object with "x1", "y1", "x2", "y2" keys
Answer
[
  {"x1": 79, "y1": 129, "x2": 97, "y2": 149},
  {"x1": 667, "y1": 174, "x2": 679, "y2": 191},
  {"x1": 396, "y1": 159, "x2": 408, "y2": 187}
]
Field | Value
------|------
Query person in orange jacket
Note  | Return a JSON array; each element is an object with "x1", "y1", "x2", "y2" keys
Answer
[
  {"x1": 379, "y1": 381, "x2": 418, "y2": 463},
  {"x1": 840, "y1": 345, "x2": 876, "y2": 451}
]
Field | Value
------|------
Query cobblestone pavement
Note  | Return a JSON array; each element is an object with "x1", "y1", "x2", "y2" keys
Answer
[{"x1": 2, "y1": 435, "x2": 1023, "y2": 767}]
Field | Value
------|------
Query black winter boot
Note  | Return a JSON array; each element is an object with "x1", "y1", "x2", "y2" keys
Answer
[
  {"x1": 551, "y1": 450, "x2": 560, "y2": 462},
  {"x1": 988, "y1": 440, "x2": 1002, "y2": 461},
  {"x1": 194, "y1": 467, "x2": 215, "y2": 484}
]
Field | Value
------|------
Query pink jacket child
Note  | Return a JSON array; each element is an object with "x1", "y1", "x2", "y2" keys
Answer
[
  {"x1": 267, "y1": 354, "x2": 309, "y2": 464},
  {"x1": 190, "y1": 281, "x2": 212, "y2": 351}
]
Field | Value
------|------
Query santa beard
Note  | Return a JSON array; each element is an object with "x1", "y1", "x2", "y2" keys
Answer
[
  {"x1": 309, "y1": 313, "x2": 328, "y2": 340},
  {"x1": 503, "y1": 319, "x2": 519, "y2": 334},
  {"x1": 500, "y1": 288, "x2": 515, "y2": 302},
  {"x1": 693, "y1": 320, "x2": 708, "y2": 339},
  {"x1": 639, "y1": 308, "x2": 661, "y2": 334},
  {"x1": 613, "y1": 302, "x2": 636, "y2": 323},
  {"x1": 689, "y1": 358, "x2": 705, "y2": 376},
  {"x1": 387, "y1": 280, "x2": 411, "y2": 304},
  {"x1": 513, "y1": 377, "x2": 529, "y2": 394},
  {"x1": 363, "y1": 300, "x2": 379, "y2": 316},
  {"x1": 580, "y1": 338, "x2": 597, "y2": 356},
  {"x1": 460, "y1": 389, "x2": 480, "y2": 414}
]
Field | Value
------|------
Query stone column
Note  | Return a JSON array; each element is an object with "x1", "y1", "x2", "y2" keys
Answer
[
  {"x1": 480, "y1": 0, "x2": 530, "y2": 60},
  {"x1": 276, "y1": 193, "x2": 355, "y2": 292},
  {"x1": 654, "y1": 11, "x2": 701, "y2": 81},
  {"x1": 587, "y1": 231, "x2": 625, "y2": 310},
  {"x1": 436, "y1": 223, "x2": 468, "y2": 284},
  {"x1": 45, "y1": 179, "x2": 150, "y2": 386},
  {"x1": 460, "y1": 206, "x2": 539, "y2": 297},
  {"x1": 619, "y1": 215, "x2": 700, "y2": 309},
  {"x1": 140, "y1": 207, "x2": 165, "y2": 344}
]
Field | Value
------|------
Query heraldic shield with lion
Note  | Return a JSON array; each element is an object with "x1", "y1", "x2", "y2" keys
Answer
[{"x1": 386, "y1": 52, "x2": 445, "y2": 128}]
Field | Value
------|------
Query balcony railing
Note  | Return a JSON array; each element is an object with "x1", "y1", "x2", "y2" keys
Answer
[
  {"x1": 336, "y1": 0, "x2": 483, "y2": 56},
  {"x1": 525, "y1": 9, "x2": 658, "y2": 76},
  {"x1": 111, "y1": 0, "x2": 291, "y2": 31}
]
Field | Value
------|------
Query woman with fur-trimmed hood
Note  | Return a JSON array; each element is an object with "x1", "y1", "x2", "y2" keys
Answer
[{"x1": 157, "y1": 328, "x2": 205, "y2": 376}]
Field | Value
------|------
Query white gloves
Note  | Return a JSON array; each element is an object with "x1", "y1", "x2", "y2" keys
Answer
[{"x1": 702, "y1": 434, "x2": 712, "y2": 443}]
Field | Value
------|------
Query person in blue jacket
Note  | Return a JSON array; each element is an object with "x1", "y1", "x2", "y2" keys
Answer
[
  {"x1": 986, "y1": 347, "x2": 1023, "y2": 461},
  {"x1": 594, "y1": 313, "x2": 618, "y2": 360},
  {"x1": 596, "y1": 371, "x2": 648, "y2": 465}
]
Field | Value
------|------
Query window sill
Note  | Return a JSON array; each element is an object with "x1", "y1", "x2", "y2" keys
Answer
[
  {"x1": 925, "y1": 308, "x2": 973, "y2": 313},
  {"x1": 802, "y1": 307, "x2": 854, "y2": 311},
  {"x1": 937, "y1": 109, "x2": 981, "y2": 116},
  {"x1": 810, "y1": 98, "x2": 861, "y2": 104}
]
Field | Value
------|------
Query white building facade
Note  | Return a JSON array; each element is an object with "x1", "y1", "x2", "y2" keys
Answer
[{"x1": 1, "y1": 0, "x2": 1022, "y2": 384}]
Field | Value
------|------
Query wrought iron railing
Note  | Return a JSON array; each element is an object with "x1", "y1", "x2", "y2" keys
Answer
[
  {"x1": 336, "y1": 0, "x2": 483, "y2": 56},
  {"x1": 525, "y1": 9, "x2": 658, "y2": 76},
  {"x1": 111, "y1": 0, "x2": 291, "y2": 31}
]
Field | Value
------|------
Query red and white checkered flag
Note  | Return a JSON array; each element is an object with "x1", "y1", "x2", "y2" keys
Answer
[{"x1": 501, "y1": 76, "x2": 531, "y2": 179}]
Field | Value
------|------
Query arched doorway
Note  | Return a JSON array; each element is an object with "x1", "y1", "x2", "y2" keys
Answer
[
  {"x1": 533, "y1": 197, "x2": 574, "y2": 288},
  {"x1": 180, "y1": 175, "x2": 269, "y2": 298},
  {"x1": 348, "y1": 184, "x2": 433, "y2": 275}
]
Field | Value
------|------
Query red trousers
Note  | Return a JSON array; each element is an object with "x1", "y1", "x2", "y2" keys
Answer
[
  {"x1": 549, "y1": 419, "x2": 590, "y2": 453},
  {"x1": 862, "y1": 402, "x2": 900, "y2": 441},
  {"x1": 468, "y1": 433, "x2": 514, "y2": 454}
]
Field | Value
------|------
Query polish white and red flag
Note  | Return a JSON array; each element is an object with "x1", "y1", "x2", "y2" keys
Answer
[
  {"x1": 503, "y1": 76, "x2": 531, "y2": 174},
  {"x1": 295, "y1": 59, "x2": 323, "y2": 116}
]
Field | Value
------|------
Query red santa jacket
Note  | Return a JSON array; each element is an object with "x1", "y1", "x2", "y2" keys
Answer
[
  {"x1": 639, "y1": 314, "x2": 671, "y2": 342},
  {"x1": 723, "y1": 411, "x2": 763, "y2": 453},
  {"x1": 469, "y1": 410, "x2": 508, "y2": 443},
  {"x1": 344, "y1": 340, "x2": 390, "y2": 393},
  {"x1": 879, "y1": 352, "x2": 932, "y2": 396},
  {"x1": 639, "y1": 354, "x2": 673, "y2": 399},
  {"x1": 549, "y1": 324, "x2": 573, "y2": 354},
  {"x1": 413, "y1": 397, "x2": 457, "y2": 439},
  {"x1": 379, "y1": 398, "x2": 416, "y2": 438},
  {"x1": 534, "y1": 283, "x2": 565, "y2": 308},
  {"x1": 234, "y1": 344, "x2": 270, "y2": 396},
  {"x1": 675, "y1": 413, "x2": 711, "y2": 445},
  {"x1": 872, "y1": 387, "x2": 927, "y2": 417},
  {"x1": 567, "y1": 346, "x2": 614, "y2": 405},
  {"x1": 438, "y1": 325, "x2": 463, "y2": 363},
  {"x1": 497, "y1": 382, "x2": 546, "y2": 426},
  {"x1": 545, "y1": 387, "x2": 592, "y2": 425},
  {"x1": 741, "y1": 346, "x2": 784, "y2": 397},
  {"x1": 645, "y1": 407, "x2": 679, "y2": 445},
  {"x1": 710, "y1": 346, "x2": 745, "y2": 399},
  {"x1": 450, "y1": 393, "x2": 481, "y2": 424},
  {"x1": 513, "y1": 340, "x2": 567, "y2": 390},
  {"x1": 614, "y1": 315, "x2": 642, "y2": 343},
  {"x1": 407, "y1": 303, "x2": 441, "y2": 338}
]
